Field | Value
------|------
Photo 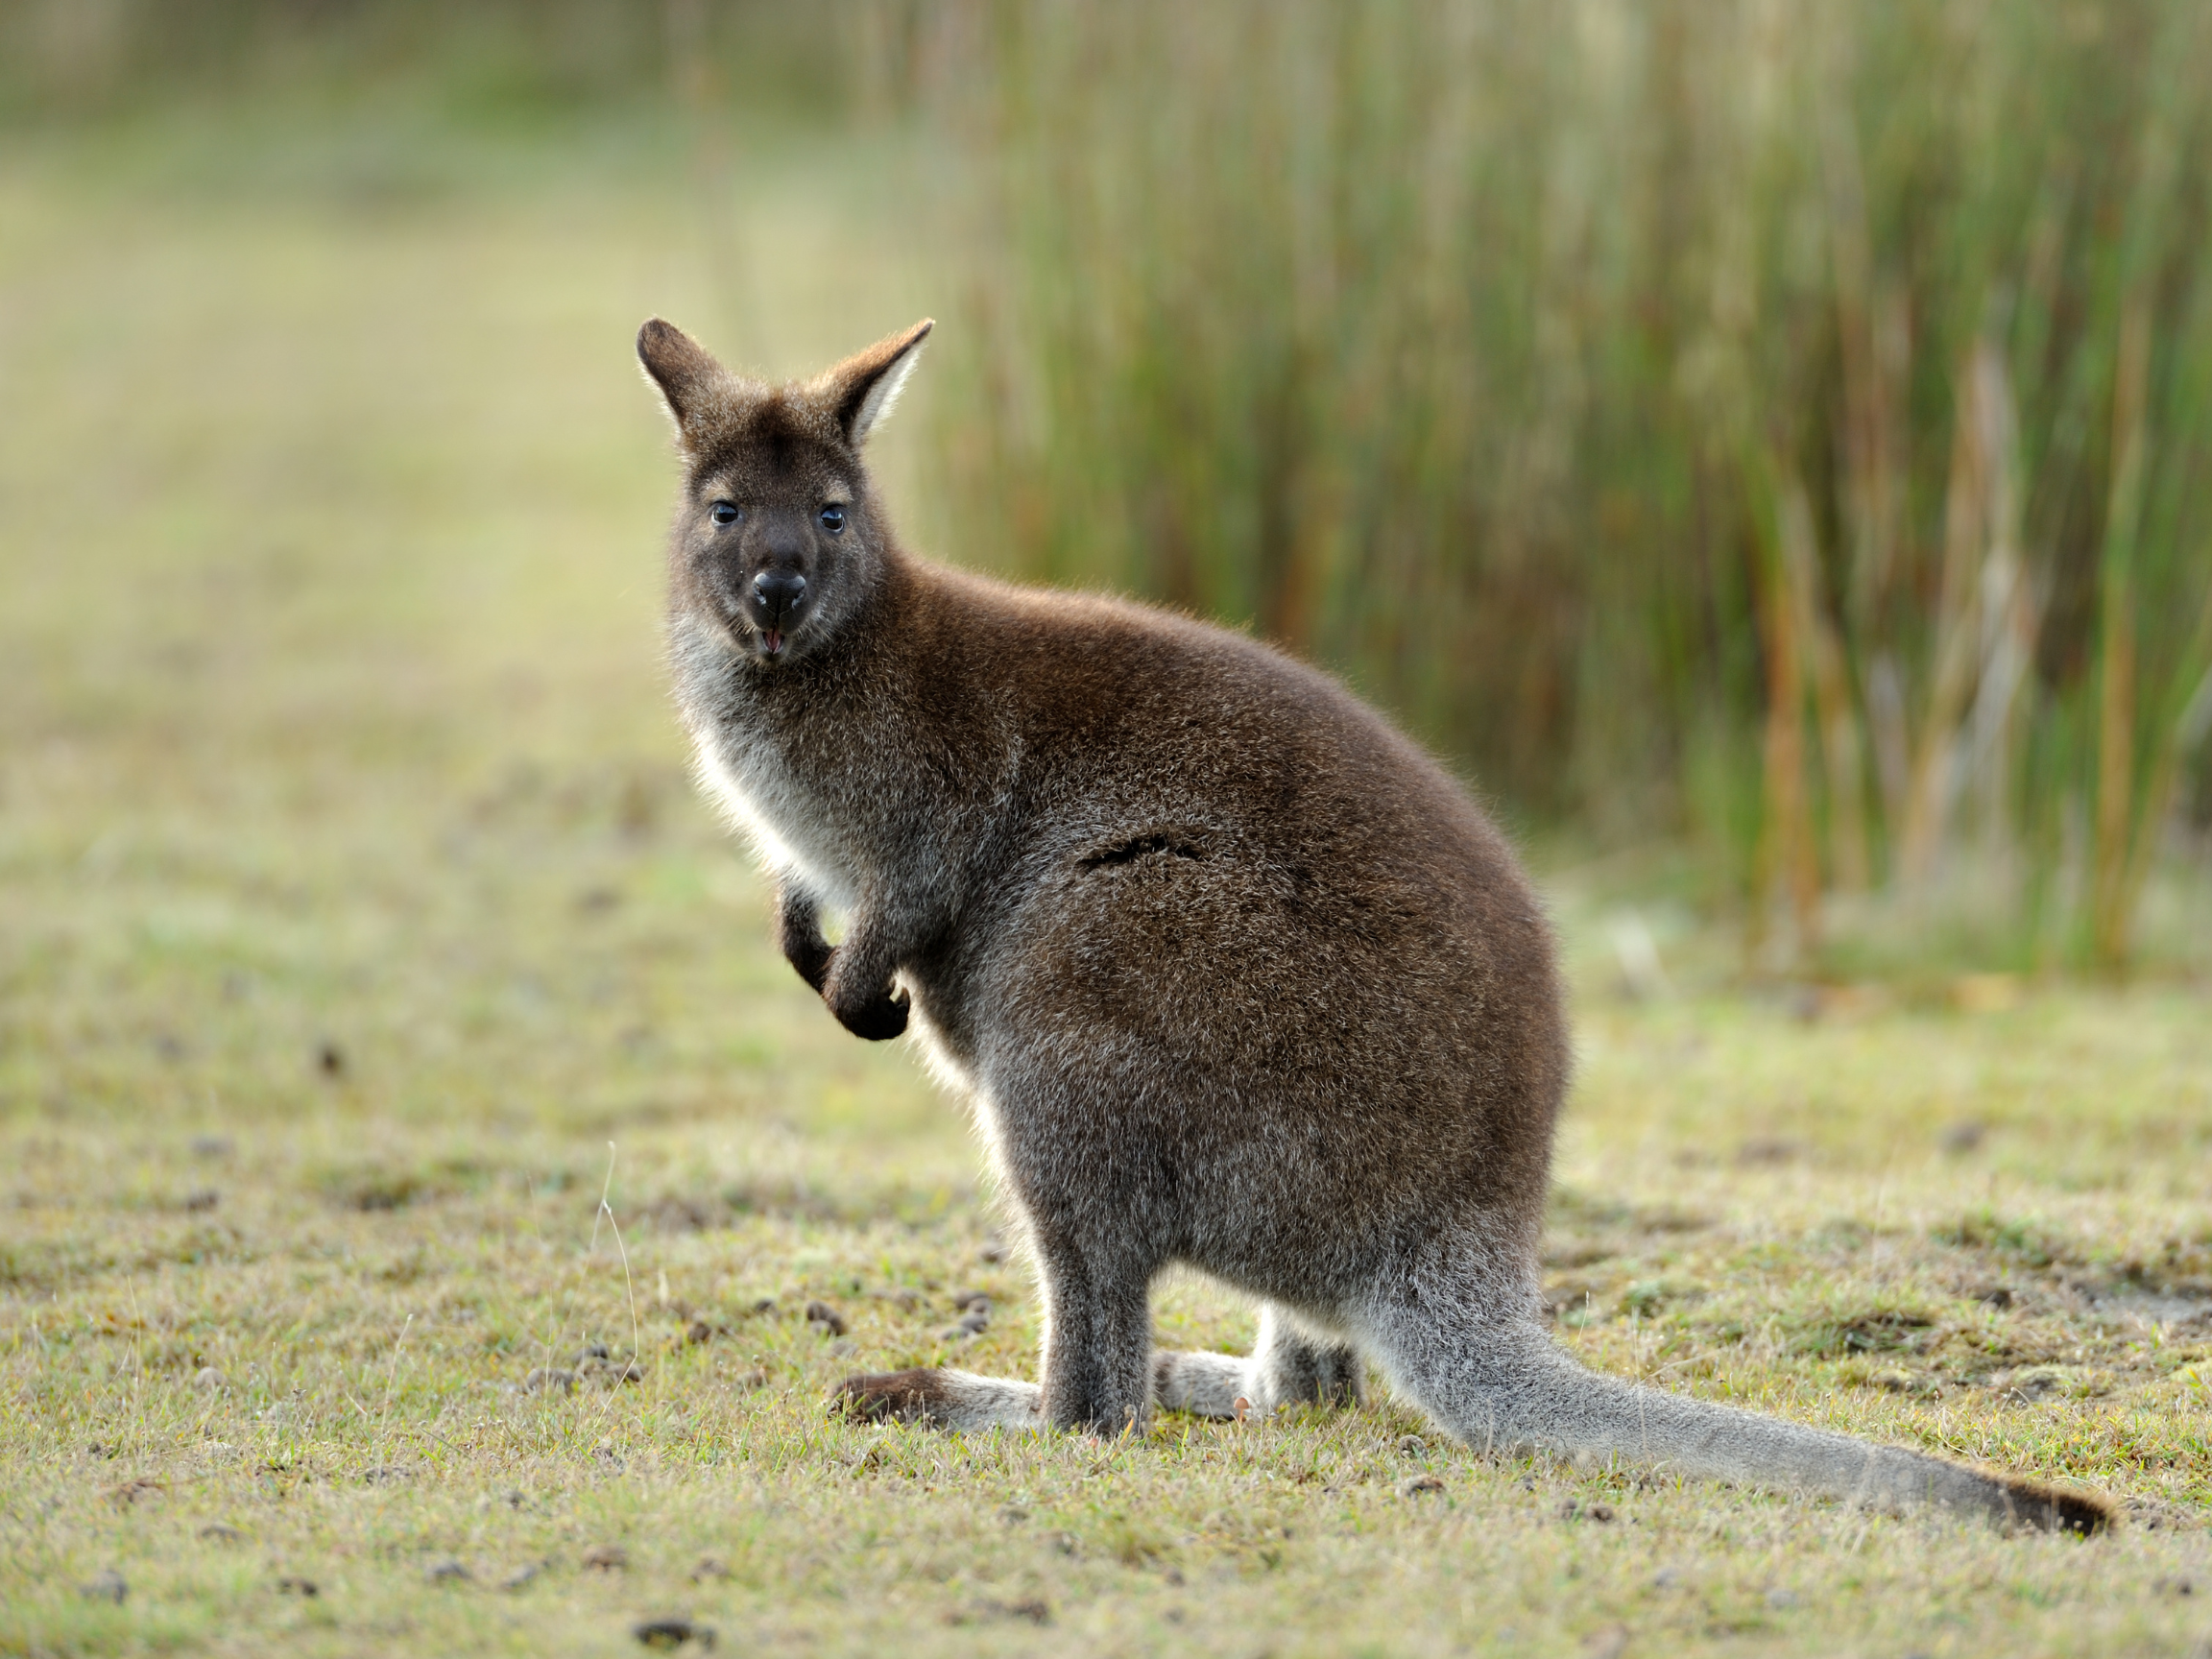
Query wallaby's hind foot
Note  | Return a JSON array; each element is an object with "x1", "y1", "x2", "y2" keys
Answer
[
  {"x1": 1150, "y1": 1350, "x2": 1246, "y2": 1416},
  {"x1": 833, "y1": 1367, "x2": 1040, "y2": 1430},
  {"x1": 1154, "y1": 1305, "x2": 1364, "y2": 1418}
]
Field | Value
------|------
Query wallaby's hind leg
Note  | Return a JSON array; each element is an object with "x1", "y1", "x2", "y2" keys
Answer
[
  {"x1": 1256, "y1": 1308, "x2": 1364, "y2": 1409},
  {"x1": 1031, "y1": 1232, "x2": 1156, "y2": 1432},
  {"x1": 1154, "y1": 1304, "x2": 1364, "y2": 1418}
]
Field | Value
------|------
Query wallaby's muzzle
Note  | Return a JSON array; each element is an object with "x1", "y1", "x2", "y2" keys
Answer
[
  {"x1": 749, "y1": 567, "x2": 806, "y2": 655},
  {"x1": 705, "y1": 512, "x2": 815, "y2": 659}
]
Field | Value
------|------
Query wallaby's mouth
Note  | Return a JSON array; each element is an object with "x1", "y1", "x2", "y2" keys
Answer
[
  {"x1": 729, "y1": 611, "x2": 791, "y2": 660},
  {"x1": 713, "y1": 566, "x2": 805, "y2": 661},
  {"x1": 712, "y1": 608, "x2": 796, "y2": 663}
]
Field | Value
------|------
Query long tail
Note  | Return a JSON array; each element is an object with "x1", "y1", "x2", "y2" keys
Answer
[{"x1": 1407, "y1": 1329, "x2": 2111, "y2": 1534}]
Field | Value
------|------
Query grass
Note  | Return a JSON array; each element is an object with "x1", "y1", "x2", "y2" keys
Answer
[{"x1": 4, "y1": 89, "x2": 2212, "y2": 1659}]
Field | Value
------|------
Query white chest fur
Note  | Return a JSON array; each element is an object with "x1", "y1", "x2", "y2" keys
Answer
[
  {"x1": 669, "y1": 613, "x2": 864, "y2": 908},
  {"x1": 688, "y1": 720, "x2": 861, "y2": 912}
]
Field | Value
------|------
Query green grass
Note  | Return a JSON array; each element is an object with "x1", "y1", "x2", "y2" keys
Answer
[{"x1": 4, "y1": 98, "x2": 2211, "y2": 1659}]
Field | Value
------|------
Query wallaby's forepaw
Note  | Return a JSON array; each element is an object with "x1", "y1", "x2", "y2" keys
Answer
[
  {"x1": 829, "y1": 981, "x2": 909, "y2": 1041},
  {"x1": 834, "y1": 1367, "x2": 952, "y2": 1424}
]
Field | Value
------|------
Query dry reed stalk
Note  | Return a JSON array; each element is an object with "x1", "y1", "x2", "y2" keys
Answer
[
  {"x1": 1818, "y1": 30, "x2": 1903, "y2": 660},
  {"x1": 2092, "y1": 299, "x2": 2152, "y2": 966},
  {"x1": 1902, "y1": 343, "x2": 2028, "y2": 890},
  {"x1": 1778, "y1": 470, "x2": 1869, "y2": 894},
  {"x1": 1904, "y1": 358, "x2": 1976, "y2": 885},
  {"x1": 1754, "y1": 453, "x2": 1822, "y2": 960},
  {"x1": 1960, "y1": 343, "x2": 2033, "y2": 875}
]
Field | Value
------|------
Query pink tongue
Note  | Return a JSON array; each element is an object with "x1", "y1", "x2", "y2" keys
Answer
[{"x1": 764, "y1": 630, "x2": 783, "y2": 655}]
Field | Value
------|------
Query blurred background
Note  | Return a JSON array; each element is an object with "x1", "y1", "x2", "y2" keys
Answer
[
  {"x1": 8, "y1": 15, "x2": 2210, "y2": 1641},
  {"x1": 5, "y1": 0, "x2": 2211, "y2": 1070}
]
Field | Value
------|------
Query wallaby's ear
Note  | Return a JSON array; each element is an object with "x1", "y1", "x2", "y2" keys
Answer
[
  {"x1": 817, "y1": 319, "x2": 934, "y2": 450},
  {"x1": 637, "y1": 318, "x2": 748, "y2": 446}
]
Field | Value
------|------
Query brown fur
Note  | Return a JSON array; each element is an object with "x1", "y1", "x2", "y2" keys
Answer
[{"x1": 636, "y1": 317, "x2": 2112, "y2": 1536}]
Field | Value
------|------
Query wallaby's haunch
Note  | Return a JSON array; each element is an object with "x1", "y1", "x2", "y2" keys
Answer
[{"x1": 637, "y1": 317, "x2": 2110, "y2": 1535}]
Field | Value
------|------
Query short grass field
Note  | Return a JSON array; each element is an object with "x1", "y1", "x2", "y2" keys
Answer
[{"x1": 4, "y1": 98, "x2": 2211, "y2": 1658}]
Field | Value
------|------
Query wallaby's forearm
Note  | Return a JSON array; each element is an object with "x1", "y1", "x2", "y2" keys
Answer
[{"x1": 779, "y1": 880, "x2": 914, "y2": 1042}]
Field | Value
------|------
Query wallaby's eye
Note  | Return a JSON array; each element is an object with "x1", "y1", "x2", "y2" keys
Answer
[
  {"x1": 709, "y1": 500, "x2": 740, "y2": 527},
  {"x1": 819, "y1": 505, "x2": 846, "y2": 535}
]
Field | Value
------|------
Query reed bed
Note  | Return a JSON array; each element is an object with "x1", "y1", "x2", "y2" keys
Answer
[{"x1": 918, "y1": 0, "x2": 2212, "y2": 970}]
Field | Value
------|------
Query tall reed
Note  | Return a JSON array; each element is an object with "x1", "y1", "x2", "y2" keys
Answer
[{"x1": 922, "y1": 0, "x2": 2212, "y2": 968}]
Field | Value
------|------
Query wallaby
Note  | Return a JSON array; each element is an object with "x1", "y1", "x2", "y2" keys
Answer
[{"x1": 636, "y1": 316, "x2": 2110, "y2": 1534}]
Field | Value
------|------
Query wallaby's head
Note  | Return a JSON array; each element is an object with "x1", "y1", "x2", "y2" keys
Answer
[{"x1": 637, "y1": 317, "x2": 931, "y2": 663}]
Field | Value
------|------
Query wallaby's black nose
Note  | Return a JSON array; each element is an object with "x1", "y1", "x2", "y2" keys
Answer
[{"x1": 753, "y1": 568, "x2": 806, "y2": 624}]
